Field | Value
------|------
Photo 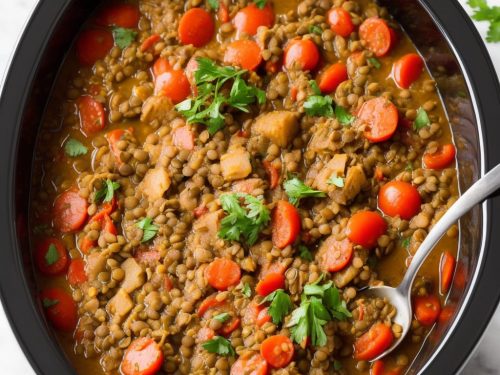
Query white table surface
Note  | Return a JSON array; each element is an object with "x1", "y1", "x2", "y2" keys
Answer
[{"x1": 1, "y1": 0, "x2": 500, "y2": 374}]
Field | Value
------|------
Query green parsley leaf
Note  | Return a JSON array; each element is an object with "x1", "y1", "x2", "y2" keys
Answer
[
  {"x1": 213, "y1": 312, "x2": 231, "y2": 323},
  {"x1": 176, "y1": 58, "x2": 265, "y2": 135},
  {"x1": 202, "y1": 336, "x2": 235, "y2": 356},
  {"x1": 242, "y1": 282, "x2": 252, "y2": 298},
  {"x1": 468, "y1": 0, "x2": 500, "y2": 42},
  {"x1": 304, "y1": 80, "x2": 334, "y2": 117},
  {"x1": 413, "y1": 107, "x2": 430, "y2": 130},
  {"x1": 309, "y1": 25, "x2": 323, "y2": 35},
  {"x1": 218, "y1": 193, "x2": 270, "y2": 246},
  {"x1": 260, "y1": 289, "x2": 293, "y2": 325},
  {"x1": 333, "y1": 360, "x2": 343, "y2": 370},
  {"x1": 136, "y1": 217, "x2": 159, "y2": 243},
  {"x1": 64, "y1": 138, "x2": 88, "y2": 157},
  {"x1": 405, "y1": 162, "x2": 414, "y2": 172},
  {"x1": 254, "y1": 0, "x2": 267, "y2": 9},
  {"x1": 327, "y1": 174, "x2": 344, "y2": 188},
  {"x1": 208, "y1": 0, "x2": 219, "y2": 10},
  {"x1": 299, "y1": 245, "x2": 313, "y2": 262},
  {"x1": 94, "y1": 179, "x2": 121, "y2": 203},
  {"x1": 44, "y1": 244, "x2": 59, "y2": 266},
  {"x1": 112, "y1": 27, "x2": 137, "y2": 49},
  {"x1": 335, "y1": 105, "x2": 355, "y2": 126},
  {"x1": 368, "y1": 57, "x2": 382, "y2": 69},
  {"x1": 288, "y1": 279, "x2": 351, "y2": 346},
  {"x1": 401, "y1": 237, "x2": 410, "y2": 249},
  {"x1": 42, "y1": 298, "x2": 59, "y2": 308},
  {"x1": 284, "y1": 176, "x2": 326, "y2": 206}
]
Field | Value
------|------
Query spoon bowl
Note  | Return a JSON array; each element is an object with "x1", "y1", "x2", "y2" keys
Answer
[{"x1": 358, "y1": 162, "x2": 500, "y2": 360}]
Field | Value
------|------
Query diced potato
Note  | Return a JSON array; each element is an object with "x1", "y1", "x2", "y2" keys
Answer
[
  {"x1": 232, "y1": 178, "x2": 264, "y2": 195},
  {"x1": 343, "y1": 165, "x2": 366, "y2": 201},
  {"x1": 220, "y1": 147, "x2": 252, "y2": 181},
  {"x1": 253, "y1": 111, "x2": 299, "y2": 147},
  {"x1": 191, "y1": 211, "x2": 222, "y2": 248},
  {"x1": 333, "y1": 249, "x2": 368, "y2": 288},
  {"x1": 140, "y1": 167, "x2": 171, "y2": 201},
  {"x1": 106, "y1": 289, "x2": 133, "y2": 320},
  {"x1": 86, "y1": 252, "x2": 107, "y2": 282},
  {"x1": 140, "y1": 95, "x2": 173, "y2": 123},
  {"x1": 313, "y1": 154, "x2": 348, "y2": 191},
  {"x1": 121, "y1": 258, "x2": 145, "y2": 293}
]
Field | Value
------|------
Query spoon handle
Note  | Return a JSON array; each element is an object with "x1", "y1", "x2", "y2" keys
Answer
[{"x1": 398, "y1": 162, "x2": 500, "y2": 294}]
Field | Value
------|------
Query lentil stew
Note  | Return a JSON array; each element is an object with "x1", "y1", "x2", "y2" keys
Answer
[{"x1": 29, "y1": 0, "x2": 461, "y2": 374}]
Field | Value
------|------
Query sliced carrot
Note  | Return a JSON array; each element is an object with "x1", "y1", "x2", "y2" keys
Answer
[
  {"x1": 374, "y1": 166, "x2": 385, "y2": 181},
  {"x1": 121, "y1": 337, "x2": 164, "y2": 375},
  {"x1": 106, "y1": 128, "x2": 129, "y2": 162},
  {"x1": 371, "y1": 360, "x2": 385, "y2": 375},
  {"x1": 257, "y1": 307, "x2": 272, "y2": 327},
  {"x1": 438, "y1": 305, "x2": 455, "y2": 325},
  {"x1": 357, "y1": 97, "x2": 398, "y2": 143},
  {"x1": 260, "y1": 335, "x2": 294, "y2": 368},
  {"x1": 53, "y1": 190, "x2": 88, "y2": 233},
  {"x1": 359, "y1": 17, "x2": 395, "y2": 57},
  {"x1": 327, "y1": 7, "x2": 355, "y2": 37},
  {"x1": 205, "y1": 258, "x2": 241, "y2": 290},
  {"x1": 284, "y1": 39, "x2": 320, "y2": 71},
  {"x1": 271, "y1": 200, "x2": 301, "y2": 249},
  {"x1": 354, "y1": 322, "x2": 394, "y2": 361},
  {"x1": 414, "y1": 295, "x2": 441, "y2": 326},
  {"x1": 198, "y1": 327, "x2": 215, "y2": 342},
  {"x1": 378, "y1": 180, "x2": 421, "y2": 220},
  {"x1": 224, "y1": 40, "x2": 262, "y2": 71},
  {"x1": 185, "y1": 57, "x2": 200, "y2": 87},
  {"x1": 103, "y1": 214, "x2": 117, "y2": 235},
  {"x1": 152, "y1": 57, "x2": 170, "y2": 78},
  {"x1": 290, "y1": 86, "x2": 298, "y2": 101},
  {"x1": 423, "y1": 144, "x2": 456, "y2": 170},
  {"x1": 318, "y1": 62, "x2": 348, "y2": 94},
  {"x1": 218, "y1": 2, "x2": 230, "y2": 23},
  {"x1": 347, "y1": 211, "x2": 387, "y2": 248},
  {"x1": 173, "y1": 126, "x2": 195, "y2": 150},
  {"x1": 154, "y1": 69, "x2": 191, "y2": 104},
  {"x1": 265, "y1": 60, "x2": 282, "y2": 75},
  {"x1": 221, "y1": 318, "x2": 241, "y2": 336},
  {"x1": 79, "y1": 235, "x2": 96, "y2": 254},
  {"x1": 321, "y1": 237, "x2": 354, "y2": 272},
  {"x1": 231, "y1": 353, "x2": 268, "y2": 375},
  {"x1": 97, "y1": 4, "x2": 140, "y2": 28},
  {"x1": 197, "y1": 295, "x2": 225, "y2": 317},
  {"x1": 263, "y1": 160, "x2": 279, "y2": 189},
  {"x1": 67, "y1": 259, "x2": 87, "y2": 286},
  {"x1": 89, "y1": 199, "x2": 116, "y2": 224},
  {"x1": 393, "y1": 53, "x2": 423, "y2": 89},
  {"x1": 440, "y1": 251, "x2": 456, "y2": 294},
  {"x1": 261, "y1": 262, "x2": 287, "y2": 278},
  {"x1": 255, "y1": 273, "x2": 285, "y2": 296},
  {"x1": 233, "y1": 4, "x2": 275, "y2": 36},
  {"x1": 194, "y1": 204, "x2": 208, "y2": 218},
  {"x1": 178, "y1": 8, "x2": 215, "y2": 47},
  {"x1": 40, "y1": 287, "x2": 78, "y2": 332},
  {"x1": 164, "y1": 275, "x2": 174, "y2": 291},
  {"x1": 77, "y1": 95, "x2": 106, "y2": 134},
  {"x1": 76, "y1": 29, "x2": 114, "y2": 66},
  {"x1": 140, "y1": 34, "x2": 161, "y2": 52},
  {"x1": 35, "y1": 237, "x2": 69, "y2": 276}
]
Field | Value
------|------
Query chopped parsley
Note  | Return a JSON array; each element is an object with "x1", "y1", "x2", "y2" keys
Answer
[
  {"x1": 64, "y1": 138, "x2": 88, "y2": 157},
  {"x1": 112, "y1": 27, "x2": 137, "y2": 49},
  {"x1": 304, "y1": 80, "x2": 334, "y2": 117},
  {"x1": 208, "y1": 0, "x2": 219, "y2": 10},
  {"x1": 202, "y1": 336, "x2": 235, "y2": 356},
  {"x1": 467, "y1": 0, "x2": 500, "y2": 42},
  {"x1": 136, "y1": 217, "x2": 159, "y2": 243},
  {"x1": 309, "y1": 25, "x2": 323, "y2": 35},
  {"x1": 368, "y1": 57, "x2": 382, "y2": 69},
  {"x1": 254, "y1": 0, "x2": 267, "y2": 9},
  {"x1": 218, "y1": 193, "x2": 270, "y2": 246},
  {"x1": 401, "y1": 237, "x2": 411, "y2": 249},
  {"x1": 405, "y1": 162, "x2": 414, "y2": 172},
  {"x1": 94, "y1": 179, "x2": 120, "y2": 203},
  {"x1": 242, "y1": 282, "x2": 252, "y2": 298},
  {"x1": 413, "y1": 107, "x2": 430, "y2": 130},
  {"x1": 335, "y1": 105, "x2": 355, "y2": 126},
  {"x1": 176, "y1": 58, "x2": 266, "y2": 135},
  {"x1": 287, "y1": 278, "x2": 351, "y2": 346},
  {"x1": 299, "y1": 245, "x2": 313, "y2": 262},
  {"x1": 44, "y1": 244, "x2": 59, "y2": 265},
  {"x1": 213, "y1": 312, "x2": 231, "y2": 323},
  {"x1": 327, "y1": 174, "x2": 345, "y2": 188},
  {"x1": 260, "y1": 289, "x2": 293, "y2": 325},
  {"x1": 42, "y1": 298, "x2": 59, "y2": 308},
  {"x1": 284, "y1": 176, "x2": 326, "y2": 206}
]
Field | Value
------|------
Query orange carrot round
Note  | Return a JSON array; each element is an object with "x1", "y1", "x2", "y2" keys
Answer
[
  {"x1": 205, "y1": 258, "x2": 241, "y2": 290},
  {"x1": 178, "y1": 8, "x2": 215, "y2": 47}
]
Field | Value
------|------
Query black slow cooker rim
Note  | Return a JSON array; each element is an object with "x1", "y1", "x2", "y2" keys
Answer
[{"x1": 0, "y1": 0, "x2": 500, "y2": 374}]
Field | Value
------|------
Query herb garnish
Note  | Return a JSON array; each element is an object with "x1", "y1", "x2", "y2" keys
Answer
[
  {"x1": 202, "y1": 336, "x2": 235, "y2": 356},
  {"x1": 112, "y1": 27, "x2": 137, "y2": 49},
  {"x1": 94, "y1": 179, "x2": 120, "y2": 203},
  {"x1": 335, "y1": 105, "x2": 355, "y2": 126},
  {"x1": 242, "y1": 282, "x2": 252, "y2": 298},
  {"x1": 254, "y1": 0, "x2": 267, "y2": 9},
  {"x1": 208, "y1": 0, "x2": 219, "y2": 10},
  {"x1": 218, "y1": 193, "x2": 270, "y2": 246},
  {"x1": 176, "y1": 58, "x2": 266, "y2": 135},
  {"x1": 467, "y1": 0, "x2": 500, "y2": 42},
  {"x1": 284, "y1": 176, "x2": 326, "y2": 206},
  {"x1": 299, "y1": 245, "x2": 313, "y2": 261},
  {"x1": 304, "y1": 80, "x2": 334, "y2": 117},
  {"x1": 45, "y1": 244, "x2": 59, "y2": 265},
  {"x1": 42, "y1": 298, "x2": 59, "y2": 308},
  {"x1": 260, "y1": 289, "x2": 293, "y2": 325},
  {"x1": 368, "y1": 57, "x2": 382, "y2": 69},
  {"x1": 136, "y1": 217, "x2": 159, "y2": 243},
  {"x1": 213, "y1": 312, "x2": 231, "y2": 323},
  {"x1": 64, "y1": 138, "x2": 88, "y2": 157},
  {"x1": 327, "y1": 174, "x2": 345, "y2": 188},
  {"x1": 413, "y1": 107, "x2": 430, "y2": 130},
  {"x1": 309, "y1": 25, "x2": 323, "y2": 35}
]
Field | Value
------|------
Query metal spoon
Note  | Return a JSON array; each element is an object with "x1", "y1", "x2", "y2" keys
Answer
[{"x1": 359, "y1": 162, "x2": 500, "y2": 361}]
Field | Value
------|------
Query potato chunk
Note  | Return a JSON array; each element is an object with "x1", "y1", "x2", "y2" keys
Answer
[
  {"x1": 220, "y1": 147, "x2": 252, "y2": 181},
  {"x1": 313, "y1": 154, "x2": 348, "y2": 191},
  {"x1": 140, "y1": 167, "x2": 171, "y2": 201},
  {"x1": 106, "y1": 289, "x2": 133, "y2": 320},
  {"x1": 253, "y1": 111, "x2": 299, "y2": 147},
  {"x1": 121, "y1": 258, "x2": 145, "y2": 293}
]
